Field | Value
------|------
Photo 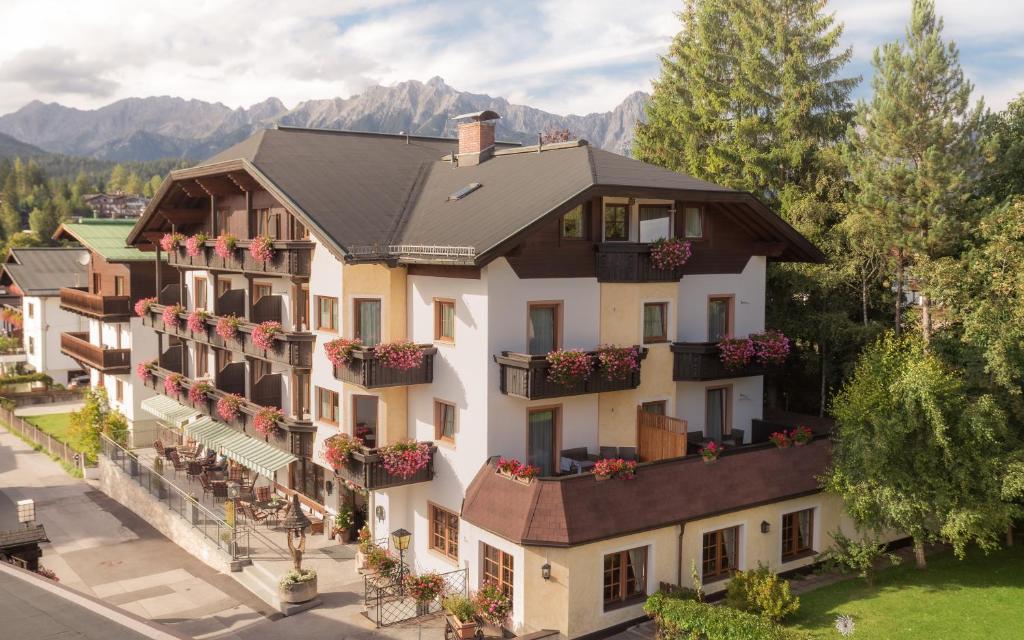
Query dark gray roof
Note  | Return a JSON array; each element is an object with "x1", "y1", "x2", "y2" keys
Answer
[
  {"x1": 1, "y1": 248, "x2": 89, "y2": 296},
  {"x1": 0, "y1": 524, "x2": 48, "y2": 549}
]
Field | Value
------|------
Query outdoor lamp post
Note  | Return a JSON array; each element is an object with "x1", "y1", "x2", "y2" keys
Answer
[
  {"x1": 16, "y1": 499, "x2": 34, "y2": 528},
  {"x1": 391, "y1": 527, "x2": 411, "y2": 593},
  {"x1": 282, "y1": 494, "x2": 311, "y2": 572}
]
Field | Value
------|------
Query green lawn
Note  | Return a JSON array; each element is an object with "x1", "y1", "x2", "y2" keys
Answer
[
  {"x1": 23, "y1": 413, "x2": 74, "y2": 443},
  {"x1": 788, "y1": 545, "x2": 1024, "y2": 639}
]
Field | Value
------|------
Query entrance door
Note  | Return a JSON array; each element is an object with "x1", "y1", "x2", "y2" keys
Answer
[
  {"x1": 705, "y1": 387, "x2": 728, "y2": 441},
  {"x1": 527, "y1": 408, "x2": 557, "y2": 477},
  {"x1": 353, "y1": 395, "x2": 379, "y2": 448},
  {"x1": 528, "y1": 303, "x2": 559, "y2": 355}
]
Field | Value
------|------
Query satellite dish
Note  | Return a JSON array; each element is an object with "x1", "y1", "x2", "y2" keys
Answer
[{"x1": 78, "y1": 253, "x2": 91, "y2": 266}]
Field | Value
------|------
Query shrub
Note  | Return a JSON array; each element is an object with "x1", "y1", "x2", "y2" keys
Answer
[
  {"x1": 279, "y1": 568, "x2": 316, "y2": 588},
  {"x1": 102, "y1": 411, "x2": 129, "y2": 446},
  {"x1": 820, "y1": 529, "x2": 901, "y2": 586},
  {"x1": 645, "y1": 593, "x2": 802, "y2": 640},
  {"x1": 724, "y1": 564, "x2": 800, "y2": 622},
  {"x1": 443, "y1": 594, "x2": 478, "y2": 623},
  {"x1": 67, "y1": 387, "x2": 109, "y2": 459}
]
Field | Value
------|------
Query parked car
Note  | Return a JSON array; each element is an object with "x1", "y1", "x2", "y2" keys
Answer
[{"x1": 69, "y1": 374, "x2": 90, "y2": 389}]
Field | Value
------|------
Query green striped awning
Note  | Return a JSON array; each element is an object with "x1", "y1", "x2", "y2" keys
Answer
[
  {"x1": 141, "y1": 395, "x2": 199, "y2": 427},
  {"x1": 185, "y1": 418, "x2": 297, "y2": 479}
]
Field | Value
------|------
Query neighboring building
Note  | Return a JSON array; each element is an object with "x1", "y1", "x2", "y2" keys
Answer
[
  {"x1": 82, "y1": 193, "x2": 149, "y2": 219},
  {"x1": 125, "y1": 116, "x2": 883, "y2": 637},
  {"x1": 53, "y1": 219, "x2": 173, "y2": 447},
  {"x1": 0, "y1": 248, "x2": 89, "y2": 383}
]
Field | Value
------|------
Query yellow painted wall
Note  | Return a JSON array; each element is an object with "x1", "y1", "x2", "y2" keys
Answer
[{"x1": 597, "y1": 283, "x2": 678, "y2": 446}]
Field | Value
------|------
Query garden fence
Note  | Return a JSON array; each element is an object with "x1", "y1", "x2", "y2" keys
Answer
[
  {"x1": 364, "y1": 561, "x2": 467, "y2": 627},
  {"x1": 0, "y1": 407, "x2": 95, "y2": 475}
]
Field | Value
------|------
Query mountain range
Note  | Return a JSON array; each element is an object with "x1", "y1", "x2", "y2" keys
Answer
[{"x1": 0, "y1": 77, "x2": 648, "y2": 162}]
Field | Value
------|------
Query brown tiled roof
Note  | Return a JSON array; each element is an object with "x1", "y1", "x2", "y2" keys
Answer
[{"x1": 461, "y1": 438, "x2": 830, "y2": 547}]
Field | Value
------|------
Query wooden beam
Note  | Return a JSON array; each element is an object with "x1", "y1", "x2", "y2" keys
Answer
[
  {"x1": 195, "y1": 176, "x2": 242, "y2": 197},
  {"x1": 158, "y1": 208, "x2": 207, "y2": 224},
  {"x1": 227, "y1": 171, "x2": 260, "y2": 192},
  {"x1": 177, "y1": 181, "x2": 204, "y2": 199}
]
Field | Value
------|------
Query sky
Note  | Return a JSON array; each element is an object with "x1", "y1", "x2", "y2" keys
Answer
[{"x1": 0, "y1": 0, "x2": 1021, "y2": 118}]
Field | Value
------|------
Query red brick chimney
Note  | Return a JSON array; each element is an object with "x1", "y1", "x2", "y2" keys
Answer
[{"x1": 452, "y1": 110, "x2": 500, "y2": 166}]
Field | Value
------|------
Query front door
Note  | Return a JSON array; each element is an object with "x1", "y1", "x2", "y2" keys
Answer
[{"x1": 527, "y1": 408, "x2": 557, "y2": 477}]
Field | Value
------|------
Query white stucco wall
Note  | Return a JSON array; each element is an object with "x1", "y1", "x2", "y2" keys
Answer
[
  {"x1": 676, "y1": 256, "x2": 766, "y2": 341},
  {"x1": 23, "y1": 295, "x2": 85, "y2": 382}
]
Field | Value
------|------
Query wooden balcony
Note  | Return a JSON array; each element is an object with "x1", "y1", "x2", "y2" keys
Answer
[
  {"x1": 143, "y1": 303, "x2": 314, "y2": 368},
  {"x1": 494, "y1": 347, "x2": 647, "y2": 400},
  {"x1": 336, "y1": 445, "x2": 436, "y2": 491},
  {"x1": 333, "y1": 345, "x2": 437, "y2": 389},
  {"x1": 671, "y1": 342, "x2": 766, "y2": 381},
  {"x1": 167, "y1": 240, "x2": 313, "y2": 278},
  {"x1": 59, "y1": 287, "x2": 131, "y2": 322},
  {"x1": 60, "y1": 332, "x2": 131, "y2": 374},
  {"x1": 596, "y1": 243, "x2": 686, "y2": 283}
]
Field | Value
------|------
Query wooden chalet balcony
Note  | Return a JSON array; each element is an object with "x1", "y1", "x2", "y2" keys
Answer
[
  {"x1": 494, "y1": 347, "x2": 647, "y2": 400},
  {"x1": 167, "y1": 240, "x2": 313, "y2": 278},
  {"x1": 595, "y1": 243, "x2": 686, "y2": 283},
  {"x1": 336, "y1": 445, "x2": 436, "y2": 491},
  {"x1": 143, "y1": 303, "x2": 314, "y2": 368},
  {"x1": 333, "y1": 345, "x2": 437, "y2": 389},
  {"x1": 671, "y1": 342, "x2": 766, "y2": 381},
  {"x1": 60, "y1": 332, "x2": 130, "y2": 374},
  {"x1": 59, "y1": 287, "x2": 131, "y2": 322},
  {"x1": 146, "y1": 364, "x2": 313, "y2": 435}
]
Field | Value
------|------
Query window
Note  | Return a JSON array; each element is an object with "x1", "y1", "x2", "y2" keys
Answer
[
  {"x1": 641, "y1": 400, "x2": 666, "y2": 416},
  {"x1": 434, "y1": 400, "x2": 456, "y2": 442},
  {"x1": 527, "y1": 407, "x2": 558, "y2": 477},
  {"x1": 684, "y1": 206, "x2": 703, "y2": 239},
  {"x1": 434, "y1": 299, "x2": 455, "y2": 343},
  {"x1": 115, "y1": 380, "x2": 124, "y2": 403},
  {"x1": 782, "y1": 509, "x2": 814, "y2": 560},
  {"x1": 195, "y1": 343, "x2": 209, "y2": 378},
  {"x1": 708, "y1": 296, "x2": 733, "y2": 342},
  {"x1": 316, "y1": 296, "x2": 338, "y2": 331},
  {"x1": 702, "y1": 526, "x2": 739, "y2": 582},
  {"x1": 317, "y1": 387, "x2": 338, "y2": 424},
  {"x1": 353, "y1": 395, "x2": 379, "y2": 448},
  {"x1": 560, "y1": 205, "x2": 586, "y2": 239},
  {"x1": 194, "y1": 277, "x2": 207, "y2": 310},
  {"x1": 481, "y1": 543, "x2": 514, "y2": 600},
  {"x1": 705, "y1": 386, "x2": 730, "y2": 441},
  {"x1": 27, "y1": 336, "x2": 33, "y2": 355},
  {"x1": 113, "y1": 276, "x2": 126, "y2": 297},
  {"x1": 643, "y1": 302, "x2": 668, "y2": 343},
  {"x1": 92, "y1": 274, "x2": 101, "y2": 295},
  {"x1": 527, "y1": 302, "x2": 560, "y2": 355},
  {"x1": 27, "y1": 303, "x2": 34, "y2": 319},
  {"x1": 430, "y1": 504, "x2": 459, "y2": 561},
  {"x1": 354, "y1": 299, "x2": 382, "y2": 346},
  {"x1": 639, "y1": 205, "x2": 672, "y2": 243},
  {"x1": 603, "y1": 547, "x2": 648, "y2": 609},
  {"x1": 603, "y1": 203, "x2": 629, "y2": 241}
]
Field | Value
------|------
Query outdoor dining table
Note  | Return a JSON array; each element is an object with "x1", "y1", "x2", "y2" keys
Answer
[{"x1": 255, "y1": 499, "x2": 288, "y2": 527}]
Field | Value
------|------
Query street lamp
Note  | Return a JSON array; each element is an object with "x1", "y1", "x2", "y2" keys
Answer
[
  {"x1": 391, "y1": 527, "x2": 411, "y2": 592},
  {"x1": 281, "y1": 494, "x2": 311, "y2": 572},
  {"x1": 17, "y1": 499, "x2": 34, "y2": 528}
]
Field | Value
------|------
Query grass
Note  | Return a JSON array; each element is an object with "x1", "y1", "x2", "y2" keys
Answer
[
  {"x1": 23, "y1": 413, "x2": 74, "y2": 443},
  {"x1": 788, "y1": 545, "x2": 1024, "y2": 639}
]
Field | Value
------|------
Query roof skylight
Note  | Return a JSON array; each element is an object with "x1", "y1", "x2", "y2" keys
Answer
[{"x1": 448, "y1": 183, "x2": 482, "y2": 201}]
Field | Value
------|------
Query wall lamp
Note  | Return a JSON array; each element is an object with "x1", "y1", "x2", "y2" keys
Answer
[
  {"x1": 541, "y1": 562, "x2": 552, "y2": 580},
  {"x1": 760, "y1": 521, "x2": 771, "y2": 534}
]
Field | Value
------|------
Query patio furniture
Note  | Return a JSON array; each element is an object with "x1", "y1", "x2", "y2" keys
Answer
[
  {"x1": 198, "y1": 473, "x2": 213, "y2": 499},
  {"x1": 168, "y1": 450, "x2": 187, "y2": 474},
  {"x1": 728, "y1": 428, "x2": 745, "y2": 445},
  {"x1": 186, "y1": 461, "x2": 203, "y2": 485},
  {"x1": 240, "y1": 502, "x2": 269, "y2": 526},
  {"x1": 255, "y1": 498, "x2": 286, "y2": 527},
  {"x1": 599, "y1": 446, "x2": 617, "y2": 459},
  {"x1": 618, "y1": 447, "x2": 637, "y2": 462},
  {"x1": 212, "y1": 480, "x2": 228, "y2": 499},
  {"x1": 255, "y1": 486, "x2": 270, "y2": 502},
  {"x1": 560, "y1": 447, "x2": 597, "y2": 474}
]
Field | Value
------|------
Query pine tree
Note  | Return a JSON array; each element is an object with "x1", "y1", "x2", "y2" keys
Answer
[
  {"x1": 844, "y1": 0, "x2": 987, "y2": 342},
  {"x1": 0, "y1": 200, "x2": 21, "y2": 239}
]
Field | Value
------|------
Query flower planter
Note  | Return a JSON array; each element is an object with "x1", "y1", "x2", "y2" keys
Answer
[
  {"x1": 447, "y1": 615, "x2": 478, "y2": 640},
  {"x1": 481, "y1": 622, "x2": 505, "y2": 638},
  {"x1": 702, "y1": 457, "x2": 717, "y2": 464},
  {"x1": 497, "y1": 470, "x2": 534, "y2": 485},
  {"x1": 279, "y1": 575, "x2": 318, "y2": 604}
]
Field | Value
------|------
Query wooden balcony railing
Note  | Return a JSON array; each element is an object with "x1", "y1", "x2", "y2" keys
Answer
[
  {"x1": 495, "y1": 347, "x2": 647, "y2": 400},
  {"x1": 59, "y1": 287, "x2": 131, "y2": 322},
  {"x1": 142, "y1": 303, "x2": 314, "y2": 368},
  {"x1": 167, "y1": 240, "x2": 313, "y2": 277},
  {"x1": 595, "y1": 243, "x2": 687, "y2": 283},
  {"x1": 335, "y1": 445, "x2": 436, "y2": 491},
  {"x1": 60, "y1": 332, "x2": 131, "y2": 374},
  {"x1": 333, "y1": 345, "x2": 437, "y2": 389},
  {"x1": 671, "y1": 342, "x2": 766, "y2": 381}
]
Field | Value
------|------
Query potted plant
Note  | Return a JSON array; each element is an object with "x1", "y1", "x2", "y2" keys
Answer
[
  {"x1": 279, "y1": 568, "x2": 317, "y2": 604},
  {"x1": 374, "y1": 340, "x2": 425, "y2": 370},
  {"x1": 405, "y1": 571, "x2": 445, "y2": 615},
  {"x1": 185, "y1": 232, "x2": 208, "y2": 257},
  {"x1": 495, "y1": 457, "x2": 540, "y2": 483},
  {"x1": 750, "y1": 329, "x2": 790, "y2": 365},
  {"x1": 718, "y1": 337, "x2": 755, "y2": 369},
  {"x1": 443, "y1": 595, "x2": 479, "y2": 639},
  {"x1": 214, "y1": 233, "x2": 237, "y2": 259},
  {"x1": 323, "y1": 433, "x2": 363, "y2": 469},
  {"x1": 355, "y1": 525, "x2": 373, "y2": 571},
  {"x1": 249, "y1": 234, "x2": 275, "y2": 261},
  {"x1": 379, "y1": 440, "x2": 431, "y2": 479},
  {"x1": 134, "y1": 297, "x2": 157, "y2": 317},
  {"x1": 331, "y1": 504, "x2": 354, "y2": 542},
  {"x1": 700, "y1": 441, "x2": 722, "y2": 463},
  {"x1": 251, "y1": 321, "x2": 282, "y2": 350},
  {"x1": 474, "y1": 582, "x2": 512, "y2": 636},
  {"x1": 596, "y1": 345, "x2": 641, "y2": 382},
  {"x1": 593, "y1": 457, "x2": 637, "y2": 481},
  {"x1": 216, "y1": 314, "x2": 241, "y2": 341},
  {"x1": 187, "y1": 309, "x2": 210, "y2": 333},
  {"x1": 790, "y1": 425, "x2": 813, "y2": 446},
  {"x1": 365, "y1": 546, "x2": 396, "y2": 577},
  {"x1": 769, "y1": 431, "x2": 791, "y2": 448},
  {"x1": 253, "y1": 406, "x2": 284, "y2": 438},
  {"x1": 324, "y1": 337, "x2": 361, "y2": 367}
]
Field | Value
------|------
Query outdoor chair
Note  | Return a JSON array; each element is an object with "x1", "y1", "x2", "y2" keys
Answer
[
  {"x1": 618, "y1": 447, "x2": 637, "y2": 462},
  {"x1": 153, "y1": 440, "x2": 164, "y2": 457},
  {"x1": 598, "y1": 446, "x2": 617, "y2": 460},
  {"x1": 212, "y1": 481, "x2": 228, "y2": 499},
  {"x1": 240, "y1": 503, "x2": 269, "y2": 526},
  {"x1": 728, "y1": 429, "x2": 746, "y2": 445},
  {"x1": 186, "y1": 462, "x2": 202, "y2": 485},
  {"x1": 169, "y1": 451, "x2": 187, "y2": 474},
  {"x1": 255, "y1": 486, "x2": 270, "y2": 502},
  {"x1": 198, "y1": 473, "x2": 213, "y2": 499}
]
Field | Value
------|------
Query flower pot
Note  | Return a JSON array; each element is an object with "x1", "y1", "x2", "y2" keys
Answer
[
  {"x1": 279, "y1": 575, "x2": 318, "y2": 604},
  {"x1": 447, "y1": 615, "x2": 477, "y2": 640},
  {"x1": 480, "y1": 621, "x2": 505, "y2": 638},
  {"x1": 702, "y1": 457, "x2": 717, "y2": 464}
]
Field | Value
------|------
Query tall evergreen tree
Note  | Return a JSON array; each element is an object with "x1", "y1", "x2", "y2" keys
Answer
[
  {"x1": 982, "y1": 93, "x2": 1024, "y2": 203},
  {"x1": 843, "y1": 0, "x2": 987, "y2": 342}
]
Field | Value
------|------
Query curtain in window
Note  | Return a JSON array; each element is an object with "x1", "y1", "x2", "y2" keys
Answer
[
  {"x1": 644, "y1": 304, "x2": 665, "y2": 340},
  {"x1": 529, "y1": 307, "x2": 556, "y2": 354},
  {"x1": 722, "y1": 527, "x2": 736, "y2": 569},
  {"x1": 706, "y1": 389, "x2": 724, "y2": 441},
  {"x1": 528, "y1": 410, "x2": 555, "y2": 476},
  {"x1": 358, "y1": 300, "x2": 381, "y2": 346},
  {"x1": 798, "y1": 510, "x2": 811, "y2": 549},
  {"x1": 627, "y1": 548, "x2": 646, "y2": 596},
  {"x1": 685, "y1": 207, "x2": 702, "y2": 237},
  {"x1": 441, "y1": 404, "x2": 455, "y2": 438},
  {"x1": 708, "y1": 299, "x2": 729, "y2": 342},
  {"x1": 639, "y1": 205, "x2": 671, "y2": 243},
  {"x1": 440, "y1": 303, "x2": 455, "y2": 338}
]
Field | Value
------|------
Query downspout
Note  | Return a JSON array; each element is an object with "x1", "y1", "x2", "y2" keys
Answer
[{"x1": 677, "y1": 521, "x2": 686, "y2": 587}]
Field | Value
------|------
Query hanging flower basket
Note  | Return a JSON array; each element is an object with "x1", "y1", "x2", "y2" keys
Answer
[
  {"x1": 769, "y1": 431, "x2": 791, "y2": 448},
  {"x1": 159, "y1": 232, "x2": 185, "y2": 253},
  {"x1": 249, "y1": 235, "x2": 275, "y2": 261},
  {"x1": 134, "y1": 297, "x2": 157, "y2": 317},
  {"x1": 253, "y1": 406, "x2": 284, "y2": 438},
  {"x1": 214, "y1": 233, "x2": 238, "y2": 259},
  {"x1": 650, "y1": 237, "x2": 692, "y2": 270},
  {"x1": 545, "y1": 349, "x2": 594, "y2": 386},
  {"x1": 188, "y1": 380, "x2": 212, "y2": 404},
  {"x1": 215, "y1": 314, "x2": 240, "y2": 341},
  {"x1": 187, "y1": 309, "x2": 210, "y2": 333},
  {"x1": 718, "y1": 337, "x2": 755, "y2": 369},
  {"x1": 596, "y1": 345, "x2": 640, "y2": 381},
  {"x1": 162, "y1": 303, "x2": 184, "y2": 328},
  {"x1": 373, "y1": 341, "x2": 424, "y2": 370},
  {"x1": 163, "y1": 373, "x2": 183, "y2": 396},
  {"x1": 701, "y1": 441, "x2": 722, "y2": 463},
  {"x1": 379, "y1": 441, "x2": 431, "y2": 479},
  {"x1": 217, "y1": 393, "x2": 244, "y2": 422},
  {"x1": 495, "y1": 457, "x2": 540, "y2": 482},
  {"x1": 324, "y1": 337, "x2": 361, "y2": 367},
  {"x1": 185, "y1": 232, "x2": 208, "y2": 257},
  {"x1": 790, "y1": 425, "x2": 813, "y2": 446},
  {"x1": 593, "y1": 458, "x2": 637, "y2": 481},
  {"x1": 251, "y1": 321, "x2": 282, "y2": 350},
  {"x1": 404, "y1": 572, "x2": 445, "y2": 603},
  {"x1": 323, "y1": 434, "x2": 364, "y2": 468},
  {"x1": 750, "y1": 330, "x2": 790, "y2": 365},
  {"x1": 136, "y1": 359, "x2": 156, "y2": 382}
]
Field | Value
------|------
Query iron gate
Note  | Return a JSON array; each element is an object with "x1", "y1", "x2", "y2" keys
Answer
[{"x1": 364, "y1": 564, "x2": 468, "y2": 627}]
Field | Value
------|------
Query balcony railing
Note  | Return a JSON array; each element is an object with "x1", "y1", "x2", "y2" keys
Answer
[
  {"x1": 671, "y1": 342, "x2": 766, "y2": 381},
  {"x1": 59, "y1": 287, "x2": 131, "y2": 322},
  {"x1": 494, "y1": 347, "x2": 647, "y2": 400},
  {"x1": 167, "y1": 240, "x2": 313, "y2": 277},
  {"x1": 143, "y1": 303, "x2": 314, "y2": 368},
  {"x1": 596, "y1": 243, "x2": 686, "y2": 283},
  {"x1": 335, "y1": 445, "x2": 436, "y2": 491},
  {"x1": 60, "y1": 332, "x2": 131, "y2": 374},
  {"x1": 333, "y1": 345, "x2": 437, "y2": 389}
]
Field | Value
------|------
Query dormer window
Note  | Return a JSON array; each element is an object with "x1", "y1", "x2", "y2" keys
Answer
[{"x1": 560, "y1": 205, "x2": 586, "y2": 239}]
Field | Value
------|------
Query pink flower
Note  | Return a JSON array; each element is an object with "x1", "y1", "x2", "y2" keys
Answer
[
  {"x1": 650, "y1": 237, "x2": 692, "y2": 271},
  {"x1": 496, "y1": 457, "x2": 541, "y2": 480},
  {"x1": 593, "y1": 457, "x2": 637, "y2": 480},
  {"x1": 188, "y1": 381, "x2": 212, "y2": 404},
  {"x1": 545, "y1": 349, "x2": 594, "y2": 386},
  {"x1": 162, "y1": 304, "x2": 183, "y2": 328},
  {"x1": 217, "y1": 393, "x2": 244, "y2": 422},
  {"x1": 379, "y1": 441, "x2": 431, "y2": 479},
  {"x1": 214, "y1": 233, "x2": 237, "y2": 259},
  {"x1": 324, "y1": 337, "x2": 361, "y2": 367},
  {"x1": 185, "y1": 233, "x2": 208, "y2": 257},
  {"x1": 251, "y1": 321, "x2": 281, "y2": 350},
  {"x1": 770, "y1": 431, "x2": 791, "y2": 448},
  {"x1": 323, "y1": 434, "x2": 364, "y2": 468},
  {"x1": 163, "y1": 373, "x2": 183, "y2": 396},
  {"x1": 597, "y1": 345, "x2": 640, "y2": 381},
  {"x1": 215, "y1": 314, "x2": 240, "y2": 341},
  {"x1": 790, "y1": 425, "x2": 813, "y2": 445},
  {"x1": 719, "y1": 338, "x2": 755, "y2": 369},
  {"x1": 253, "y1": 406, "x2": 283, "y2": 438},
  {"x1": 159, "y1": 233, "x2": 184, "y2": 253},
  {"x1": 701, "y1": 441, "x2": 722, "y2": 461},
  {"x1": 187, "y1": 309, "x2": 209, "y2": 333},
  {"x1": 136, "y1": 360, "x2": 155, "y2": 382},
  {"x1": 751, "y1": 330, "x2": 790, "y2": 365},
  {"x1": 373, "y1": 341, "x2": 424, "y2": 371},
  {"x1": 249, "y1": 235, "x2": 274, "y2": 261},
  {"x1": 134, "y1": 297, "x2": 157, "y2": 317}
]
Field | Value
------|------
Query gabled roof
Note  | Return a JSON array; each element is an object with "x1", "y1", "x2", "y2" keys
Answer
[
  {"x1": 0, "y1": 524, "x2": 48, "y2": 549},
  {"x1": 0, "y1": 248, "x2": 88, "y2": 296},
  {"x1": 54, "y1": 219, "x2": 154, "y2": 262}
]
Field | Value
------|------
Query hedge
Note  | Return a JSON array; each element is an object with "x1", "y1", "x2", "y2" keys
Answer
[
  {"x1": 645, "y1": 593, "x2": 805, "y2": 640},
  {"x1": 0, "y1": 372, "x2": 52, "y2": 386}
]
